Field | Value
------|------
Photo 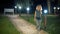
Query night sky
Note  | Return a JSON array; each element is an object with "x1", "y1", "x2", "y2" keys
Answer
[
  {"x1": 0, "y1": 0, "x2": 14, "y2": 8},
  {"x1": 0, "y1": 0, "x2": 47, "y2": 13},
  {"x1": 0, "y1": 0, "x2": 47, "y2": 8},
  {"x1": 0, "y1": 0, "x2": 15, "y2": 13},
  {"x1": 1, "y1": 0, "x2": 58, "y2": 14}
]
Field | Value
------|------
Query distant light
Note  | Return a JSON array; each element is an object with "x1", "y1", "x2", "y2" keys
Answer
[
  {"x1": 19, "y1": 6, "x2": 21, "y2": 9},
  {"x1": 57, "y1": 7, "x2": 60, "y2": 10},
  {"x1": 44, "y1": 10, "x2": 48, "y2": 14},
  {"x1": 15, "y1": 6, "x2": 17, "y2": 8},
  {"x1": 54, "y1": 7, "x2": 56, "y2": 9},
  {"x1": 27, "y1": 7, "x2": 30, "y2": 11}
]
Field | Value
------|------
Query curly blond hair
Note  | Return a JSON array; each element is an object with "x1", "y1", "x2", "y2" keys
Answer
[{"x1": 36, "y1": 5, "x2": 42, "y2": 11}]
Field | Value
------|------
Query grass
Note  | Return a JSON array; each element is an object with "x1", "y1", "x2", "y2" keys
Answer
[
  {"x1": 20, "y1": 15, "x2": 36, "y2": 25},
  {"x1": 0, "y1": 16, "x2": 20, "y2": 34},
  {"x1": 20, "y1": 15, "x2": 60, "y2": 34}
]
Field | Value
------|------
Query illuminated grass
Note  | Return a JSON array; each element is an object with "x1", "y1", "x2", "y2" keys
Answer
[{"x1": 0, "y1": 16, "x2": 20, "y2": 34}]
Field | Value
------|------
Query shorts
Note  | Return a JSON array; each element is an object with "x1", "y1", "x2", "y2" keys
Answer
[{"x1": 36, "y1": 17, "x2": 41, "y2": 20}]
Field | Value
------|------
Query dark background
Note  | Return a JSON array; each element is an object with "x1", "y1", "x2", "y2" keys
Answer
[
  {"x1": 0, "y1": 0, "x2": 15, "y2": 13},
  {"x1": 0, "y1": 0, "x2": 59, "y2": 14}
]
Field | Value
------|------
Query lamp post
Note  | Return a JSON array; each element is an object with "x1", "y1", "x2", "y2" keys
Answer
[
  {"x1": 27, "y1": 7, "x2": 30, "y2": 13},
  {"x1": 26, "y1": 7, "x2": 30, "y2": 15},
  {"x1": 15, "y1": 6, "x2": 17, "y2": 14},
  {"x1": 18, "y1": 6, "x2": 21, "y2": 16},
  {"x1": 53, "y1": 7, "x2": 56, "y2": 15},
  {"x1": 44, "y1": 10, "x2": 48, "y2": 29},
  {"x1": 57, "y1": 7, "x2": 60, "y2": 15}
]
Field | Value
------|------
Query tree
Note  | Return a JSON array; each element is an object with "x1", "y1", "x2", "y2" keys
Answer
[
  {"x1": 47, "y1": 0, "x2": 51, "y2": 14},
  {"x1": 16, "y1": 0, "x2": 31, "y2": 8}
]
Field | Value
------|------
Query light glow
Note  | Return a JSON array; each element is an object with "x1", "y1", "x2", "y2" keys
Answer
[
  {"x1": 15, "y1": 6, "x2": 17, "y2": 8},
  {"x1": 44, "y1": 10, "x2": 48, "y2": 14},
  {"x1": 19, "y1": 6, "x2": 21, "y2": 9},
  {"x1": 54, "y1": 7, "x2": 56, "y2": 9},
  {"x1": 27, "y1": 7, "x2": 30, "y2": 11}
]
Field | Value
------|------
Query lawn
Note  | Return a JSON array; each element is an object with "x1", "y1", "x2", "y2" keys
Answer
[
  {"x1": 20, "y1": 15, "x2": 60, "y2": 34},
  {"x1": 0, "y1": 16, "x2": 21, "y2": 34}
]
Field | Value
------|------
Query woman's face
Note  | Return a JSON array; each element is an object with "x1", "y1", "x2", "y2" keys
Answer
[{"x1": 36, "y1": 5, "x2": 42, "y2": 11}]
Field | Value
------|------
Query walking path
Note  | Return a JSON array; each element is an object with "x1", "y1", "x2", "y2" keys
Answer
[{"x1": 7, "y1": 15, "x2": 48, "y2": 34}]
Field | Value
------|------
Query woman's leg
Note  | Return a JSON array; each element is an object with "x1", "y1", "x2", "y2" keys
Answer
[
  {"x1": 36, "y1": 19, "x2": 42, "y2": 31},
  {"x1": 38, "y1": 19, "x2": 42, "y2": 30},
  {"x1": 36, "y1": 19, "x2": 39, "y2": 28}
]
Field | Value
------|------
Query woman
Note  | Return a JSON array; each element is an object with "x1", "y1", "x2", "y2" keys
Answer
[{"x1": 34, "y1": 5, "x2": 42, "y2": 31}]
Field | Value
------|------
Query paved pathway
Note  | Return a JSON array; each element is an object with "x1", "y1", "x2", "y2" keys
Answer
[{"x1": 7, "y1": 15, "x2": 48, "y2": 34}]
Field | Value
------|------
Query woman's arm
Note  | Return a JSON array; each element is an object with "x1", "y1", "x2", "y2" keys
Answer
[
  {"x1": 34, "y1": 11, "x2": 36, "y2": 18},
  {"x1": 34, "y1": 11, "x2": 36, "y2": 21},
  {"x1": 40, "y1": 11, "x2": 42, "y2": 17},
  {"x1": 41, "y1": 11, "x2": 42, "y2": 14}
]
